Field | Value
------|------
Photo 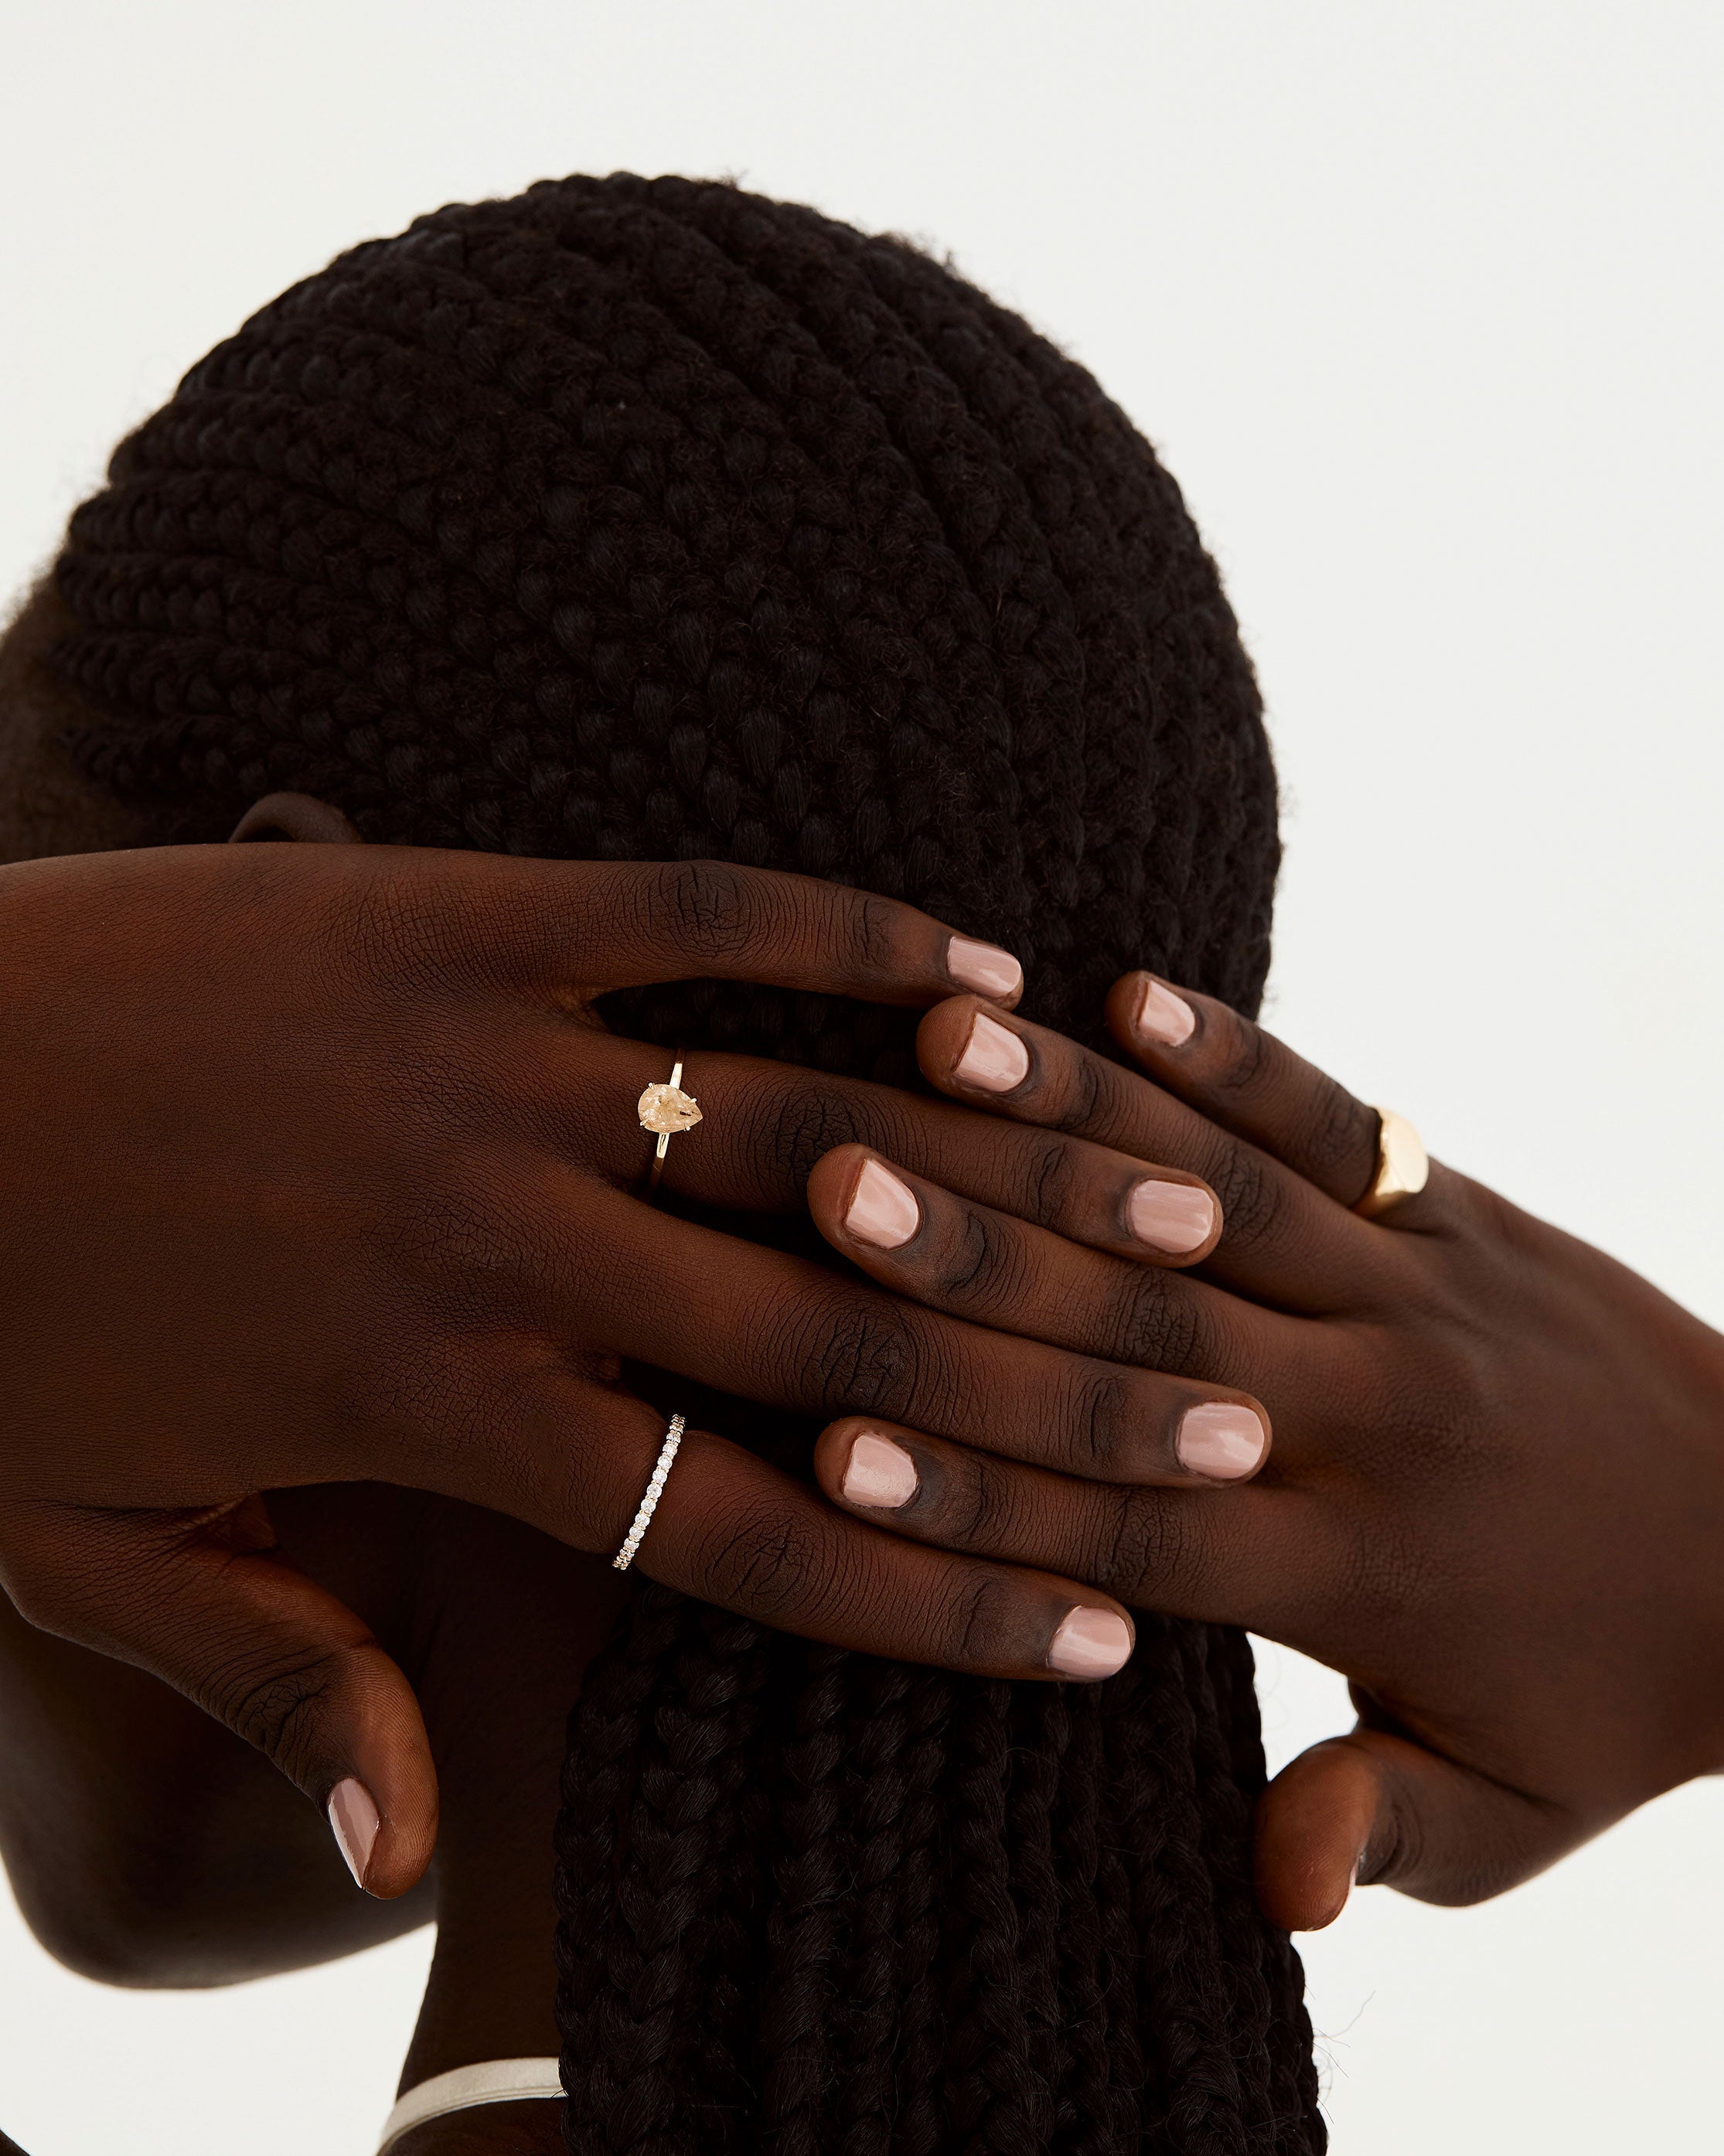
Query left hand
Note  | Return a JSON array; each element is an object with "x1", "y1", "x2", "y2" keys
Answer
[{"x1": 799, "y1": 974, "x2": 1724, "y2": 1929}]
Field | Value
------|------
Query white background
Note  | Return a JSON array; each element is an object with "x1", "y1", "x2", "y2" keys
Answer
[{"x1": 3, "y1": 2, "x2": 1722, "y2": 2147}]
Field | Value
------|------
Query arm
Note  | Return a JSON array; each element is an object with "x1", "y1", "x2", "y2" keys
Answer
[
  {"x1": 0, "y1": 1586, "x2": 433, "y2": 1984},
  {"x1": 0, "y1": 1481, "x2": 617, "y2": 2154}
]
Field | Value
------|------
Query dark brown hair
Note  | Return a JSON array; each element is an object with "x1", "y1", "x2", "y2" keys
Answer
[{"x1": 50, "y1": 173, "x2": 1322, "y2": 2154}]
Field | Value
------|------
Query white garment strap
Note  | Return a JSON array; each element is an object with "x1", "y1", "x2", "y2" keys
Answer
[{"x1": 376, "y1": 2059, "x2": 563, "y2": 2153}]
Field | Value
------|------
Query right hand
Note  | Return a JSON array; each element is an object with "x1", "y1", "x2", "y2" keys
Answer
[{"x1": 0, "y1": 841, "x2": 1258, "y2": 1892}]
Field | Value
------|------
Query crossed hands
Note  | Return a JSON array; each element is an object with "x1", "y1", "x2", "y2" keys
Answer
[{"x1": 2, "y1": 840, "x2": 1721, "y2": 1927}]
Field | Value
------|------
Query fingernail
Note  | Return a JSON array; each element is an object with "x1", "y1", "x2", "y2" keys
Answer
[
  {"x1": 1177, "y1": 1401, "x2": 1268, "y2": 1479},
  {"x1": 846, "y1": 1158, "x2": 921, "y2": 1249},
  {"x1": 947, "y1": 934, "x2": 1023, "y2": 1001},
  {"x1": 328, "y1": 1777, "x2": 380, "y2": 1890},
  {"x1": 953, "y1": 1011, "x2": 1031, "y2": 1093},
  {"x1": 1046, "y1": 1605, "x2": 1133, "y2": 1679},
  {"x1": 1134, "y1": 977, "x2": 1196, "y2": 1048},
  {"x1": 841, "y1": 1431, "x2": 918, "y2": 1509},
  {"x1": 1126, "y1": 1179, "x2": 1217, "y2": 1254}
]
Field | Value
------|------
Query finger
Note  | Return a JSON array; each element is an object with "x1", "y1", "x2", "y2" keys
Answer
[
  {"x1": 438, "y1": 852, "x2": 1024, "y2": 1008},
  {"x1": 807, "y1": 1145, "x2": 1301, "y2": 1475},
  {"x1": 564, "y1": 1180, "x2": 1274, "y2": 1488},
  {"x1": 0, "y1": 1497, "x2": 437, "y2": 1900},
  {"x1": 810, "y1": 1127, "x2": 1223, "y2": 1274},
  {"x1": 810, "y1": 1416, "x2": 1312, "y2": 1630},
  {"x1": 1107, "y1": 971, "x2": 1412, "y2": 1216},
  {"x1": 475, "y1": 1385, "x2": 1140, "y2": 1684},
  {"x1": 644, "y1": 1428, "x2": 1140, "y2": 1681},
  {"x1": 915, "y1": 998, "x2": 1392, "y2": 1308},
  {"x1": 1254, "y1": 1728, "x2": 1576, "y2": 1931},
  {"x1": 526, "y1": 1032, "x2": 1310, "y2": 1305}
]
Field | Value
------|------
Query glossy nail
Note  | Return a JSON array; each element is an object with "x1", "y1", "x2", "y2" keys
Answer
[
  {"x1": 1046, "y1": 1605, "x2": 1133, "y2": 1679},
  {"x1": 842, "y1": 1431, "x2": 918, "y2": 1509},
  {"x1": 947, "y1": 934, "x2": 1024, "y2": 1001},
  {"x1": 1135, "y1": 977, "x2": 1196, "y2": 1048},
  {"x1": 953, "y1": 1011, "x2": 1031, "y2": 1093},
  {"x1": 846, "y1": 1158, "x2": 921, "y2": 1249},
  {"x1": 1177, "y1": 1401, "x2": 1268, "y2": 1480},
  {"x1": 328, "y1": 1777, "x2": 380, "y2": 1890},
  {"x1": 1126, "y1": 1179, "x2": 1216, "y2": 1254}
]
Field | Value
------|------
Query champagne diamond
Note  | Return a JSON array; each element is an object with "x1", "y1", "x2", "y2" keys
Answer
[{"x1": 638, "y1": 1081, "x2": 703, "y2": 1137}]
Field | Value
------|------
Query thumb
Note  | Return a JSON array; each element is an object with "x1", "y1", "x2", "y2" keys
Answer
[
  {"x1": 0, "y1": 1496, "x2": 437, "y2": 1898},
  {"x1": 1254, "y1": 1724, "x2": 1573, "y2": 1932}
]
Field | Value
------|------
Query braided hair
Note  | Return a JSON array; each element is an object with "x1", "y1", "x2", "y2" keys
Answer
[{"x1": 48, "y1": 173, "x2": 1323, "y2": 2153}]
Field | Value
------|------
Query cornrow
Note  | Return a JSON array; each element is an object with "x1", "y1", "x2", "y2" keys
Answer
[{"x1": 49, "y1": 172, "x2": 1322, "y2": 2151}]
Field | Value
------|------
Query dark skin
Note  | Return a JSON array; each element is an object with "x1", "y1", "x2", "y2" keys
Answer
[
  {"x1": 0, "y1": 1483, "x2": 600, "y2": 2156},
  {"x1": 806, "y1": 983, "x2": 1724, "y2": 1925},
  {"x1": 9, "y1": 581, "x2": 1267, "y2": 1893},
  {"x1": 5, "y1": 592, "x2": 1724, "y2": 1939}
]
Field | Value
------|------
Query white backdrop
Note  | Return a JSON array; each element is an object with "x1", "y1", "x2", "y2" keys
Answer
[{"x1": 3, "y1": 2, "x2": 1722, "y2": 2147}]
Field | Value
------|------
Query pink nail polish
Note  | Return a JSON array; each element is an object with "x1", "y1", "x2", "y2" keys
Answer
[
  {"x1": 1126, "y1": 1179, "x2": 1216, "y2": 1254},
  {"x1": 842, "y1": 1431, "x2": 918, "y2": 1509},
  {"x1": 846, "y1": 1158, "x2": 921, "y2": 1249},
  {"x1": 947, "y1": 935, "x2": 1023, "y2": 1000},
  {"x1": 1176, "y1": 1402, "x2": 1267, "y2": 1480},
  {"x1": 1046, "y1": 1606, "x2": 1133, "y2": 1679},
  {"x1": 1135, "y1": 977, "x2": 1196, "y2": 1049},
  {"x1": 328, "y1": 1777, "x2": 380, "y2": 1890},
  {"x1": 953, "y1": 1011, "x2": 1030, "y2": 1093}
]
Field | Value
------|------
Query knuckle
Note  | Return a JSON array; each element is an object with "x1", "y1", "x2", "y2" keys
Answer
[
  {"x1": 652, "y1": 860, "x2": 764, "y2": 962},
  {"x1": 1072, "y1": 1369, "x2": 1137, "y2": 1475},
  {"x1": 1204, "y1": 1144, "x2": 1286, "y2": 1257},
  {"x1": 809, "y1": 1293, "x2": 925, "y2": 1423},
  {"x1": 767, "y1": 1080, "x2": 877, "y2": 1189},
  {"x1": 930, "y1": 1207, "x2": 1020, "y2": 1309},
  {"x1": 1296, "y1": 1083, "x2": 1379, "y2": 1193},
  {"x1": 1014, "y1": 1134, "x2": 1082, "y2": 1230},
  {"x1": 849, "y1": 889, "x2": 902, "y2": 975},
  {"x1": 945, "y1": 1568, "x2": 1020, "y2": 1669},
  {"x1": 1088, "y1": 1487, "x2": 1184, "y2": 1602},
  {"x1": 206, "y1": 1646, "x2": 346, "y2": 1782},
  {"x1": 699, "y1": 1504, "x2": 826, "y2": 1622},
  {"x1": 1048, "y1": 1049, "x2": 1106, "y2": 1134},
  {"x1": 1208, "y1": 1011, "x2": 1270, "y2": 1099},
  {"x1": 939, "y1": 1449, "x2": 1017, "y2": 1548},
  {"x1": 1109, "y1": 1273, "x2": 1204, "y2": 1377}
]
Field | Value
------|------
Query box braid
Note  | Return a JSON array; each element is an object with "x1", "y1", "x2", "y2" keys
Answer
[{"x1": 48, "y1": 173, "x2": 1324, "y2": 2153}]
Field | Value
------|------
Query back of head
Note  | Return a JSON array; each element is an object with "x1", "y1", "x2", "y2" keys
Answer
[{"x1": 49, "y1": 174, "x2": 1319, "y2": 2151}]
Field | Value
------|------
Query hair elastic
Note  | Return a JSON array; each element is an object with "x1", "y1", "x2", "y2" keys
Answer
[{"x1": 376, "y1": 2059, "x2": 563, "y2": 2153}]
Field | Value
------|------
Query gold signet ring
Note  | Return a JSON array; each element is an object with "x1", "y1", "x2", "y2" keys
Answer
[
  {"x1": 639, "y1": 1059, "x2": 702, "y2": 1190},
  {"x1": 1355, "y1": 1107, "x2": 1429, "y2": 1219}
]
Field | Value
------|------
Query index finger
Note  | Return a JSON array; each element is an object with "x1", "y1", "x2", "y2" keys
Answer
[{"x1": 465, "y1": 854, "x2": 1025, "y2": 1008}]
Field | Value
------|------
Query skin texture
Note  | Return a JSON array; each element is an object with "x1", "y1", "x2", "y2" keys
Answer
[
  {"x1": 5, "y1": 612, "x2": 1724, "y2": 1956},
  {"x1": 7, "y1": 817, "x2": 1266, "y2": 1897},
  {"x1": 0, "y1": 1485, "x2": 593, "y2": 2156},
  {"x1": 804, "y1": 982, "x2": 1724, "y2": 1926}
]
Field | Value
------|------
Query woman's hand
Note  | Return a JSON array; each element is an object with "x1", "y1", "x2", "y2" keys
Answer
[
  {"x1": 0, "y1": 1475, "x2": 612, "y2": 2155},
  {"x1": 2, "y1": 838, "x2": 1251, "y2": 1895},
  {"x1": 801, "y1": 976, "x2": 1724, "y2": 1929}
]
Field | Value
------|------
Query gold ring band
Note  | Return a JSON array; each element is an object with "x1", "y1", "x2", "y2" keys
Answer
[
  {"x1": 638, "y1": 1056, "x2": 703, "y2": 1192},
  {"x1": 1356, "y1": 1107, "x2": 1429, "y2": 1219}
]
